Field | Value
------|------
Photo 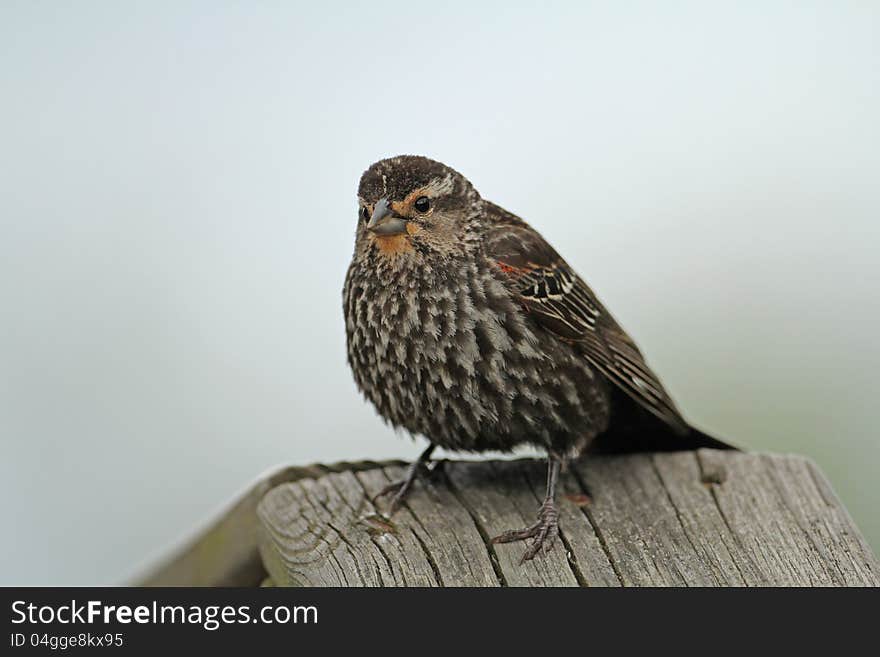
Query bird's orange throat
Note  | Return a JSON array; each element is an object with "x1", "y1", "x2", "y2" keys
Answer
[
  {"x1": 370, "y1": 222, "x2": 421, "y2": 257},
  {"x1": 371, "y1": 234, "x2": 412, "y2": 256}
]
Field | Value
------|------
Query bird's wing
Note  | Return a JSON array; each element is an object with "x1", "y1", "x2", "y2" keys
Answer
[{"x1": 485, "y1": 211, "x2": 689, "y2": 434}]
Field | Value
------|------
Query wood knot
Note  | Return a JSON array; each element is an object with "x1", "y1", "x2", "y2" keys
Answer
[
  {"x1": 564, "y1": 493, "x2": 592, "y2": 507},
  {"x1": 700, "y1": 465, "x2": 727, "y2": 486}
]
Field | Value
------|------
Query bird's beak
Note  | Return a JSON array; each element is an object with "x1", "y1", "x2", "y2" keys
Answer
[{"x1": 367, "y1": 198, "x2": 408, "y2": 236}]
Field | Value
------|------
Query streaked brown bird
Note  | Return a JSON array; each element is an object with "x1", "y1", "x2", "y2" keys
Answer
[{"x1": 343, "y1": 155, "x2": 735, "y2": 561}]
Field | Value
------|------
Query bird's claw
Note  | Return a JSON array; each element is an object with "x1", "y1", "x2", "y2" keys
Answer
[
  {"x1": 371, "y1": 461, "x2": 435, "y2": 516},
  {"x1": 371, "y1": 479, "x2": 411, "y2": 516},
  {"x1": 491, "y1": 499, "x2": 560, "y2": 563}
]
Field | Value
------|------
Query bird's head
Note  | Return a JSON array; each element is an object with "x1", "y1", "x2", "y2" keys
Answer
[{"x1": 355, "y1": 155, "x2": 482, "y2": 262}]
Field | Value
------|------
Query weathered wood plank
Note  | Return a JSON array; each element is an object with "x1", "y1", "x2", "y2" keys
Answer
[
  {"x1": 255, "y1": 451, "x2": 879, "y2": 587},
  {"x1": 652, "y1": 452, "x2": 760, "y2": 585},
  {"x1": 525, "y1": 462, "x2": 623, "y2": 586},
  {"x1": 358, "y1": 465, "x2": 499, "y2": 586},
  {"x1": 571, "y1": 453, "x2": 720, "y2": 585},
  {"x1": 444, "y1": 459, "x2": 578, "y2": 586},
  {"x1": 138, "y1": 460, "x2": 404, "y2": 586},
  {"x1": 698, "y1": 450, "x2": 878, "y2": 586}
]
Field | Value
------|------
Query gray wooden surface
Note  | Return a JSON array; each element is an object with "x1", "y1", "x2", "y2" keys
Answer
[
  {"x1": 139, "y1": 461, "x2": 392, "y2": 586},
  {"x1": 256, "y1": 450, "x2": 879, "y2": 587}
]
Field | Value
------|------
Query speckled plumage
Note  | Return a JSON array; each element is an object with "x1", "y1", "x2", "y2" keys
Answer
[
  {"x1": 343, "y1": 155, "x2": 734, "y2": 560},
  {"x1": 344, "y1": 231, "x2": 610, "y2": 456}
]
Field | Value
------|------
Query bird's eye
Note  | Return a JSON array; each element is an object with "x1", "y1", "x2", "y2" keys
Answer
[
  {"x1": 414, "y1": 196, "x2": 431, "y2": 213},
  {"x1": 360, "y1": 206, "x2": 370, "y2": 222}
]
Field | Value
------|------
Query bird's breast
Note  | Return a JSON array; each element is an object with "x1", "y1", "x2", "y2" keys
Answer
[{"x1": 343, "y1": 259, "x2": 608, "y2": 452}]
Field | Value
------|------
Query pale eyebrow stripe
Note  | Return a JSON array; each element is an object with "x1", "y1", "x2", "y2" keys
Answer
[
  {"x1": 405, "y1": 174, "x2": 455, "y2": 203},
  {"x1": 426, "y1": 173, "x2": 454, "y2": 196}
]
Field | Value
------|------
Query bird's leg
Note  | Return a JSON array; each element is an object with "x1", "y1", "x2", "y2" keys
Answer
[
  {"x1": 492, "y1": 456, "x2": 562, "y2": 563},
  {"x1": 372, "y1": 443, "x2": 436, "y2": 516}
]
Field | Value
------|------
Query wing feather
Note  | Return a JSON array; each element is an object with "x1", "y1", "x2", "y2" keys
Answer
[{"x1": 485, "y1": 211, "x2": 689, "y2": 433}]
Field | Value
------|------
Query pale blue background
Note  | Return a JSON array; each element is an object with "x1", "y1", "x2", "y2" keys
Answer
[{"x1": 1, "y1": 1, "x2": 877, "y2": 585}]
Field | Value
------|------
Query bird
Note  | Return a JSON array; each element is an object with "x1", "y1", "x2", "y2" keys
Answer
[{"x1": 343, "y1": 155, "x2": 735, "y2": 562}]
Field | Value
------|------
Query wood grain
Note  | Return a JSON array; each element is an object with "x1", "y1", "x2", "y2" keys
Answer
[{"x1": 255, "y1": 450, "x2": 879, "y2": 587}]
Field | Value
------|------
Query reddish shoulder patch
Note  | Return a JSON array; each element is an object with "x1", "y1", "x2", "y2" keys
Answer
[{"x1": 494, "y1": 260, "x2": 522, "y2": 275}]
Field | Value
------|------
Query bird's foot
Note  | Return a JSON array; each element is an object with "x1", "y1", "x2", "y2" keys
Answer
[
  {"x1": 491, "y1": 497, "x2": 560, "y2": 563},
  {"x1": 372, "y1": 462, "x2": 434, "y2": 516}
]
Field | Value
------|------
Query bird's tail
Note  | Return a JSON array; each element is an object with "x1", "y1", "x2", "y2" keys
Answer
[
  {"x1": 682, "y1": 426, "x2": 738, "y2": 451},
  {"x1": 588, "y1": 390, "x2": 739, "y2": 454},
  {"x1": 588, "y1": 423, "x2": 738, "y2": 454}
]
